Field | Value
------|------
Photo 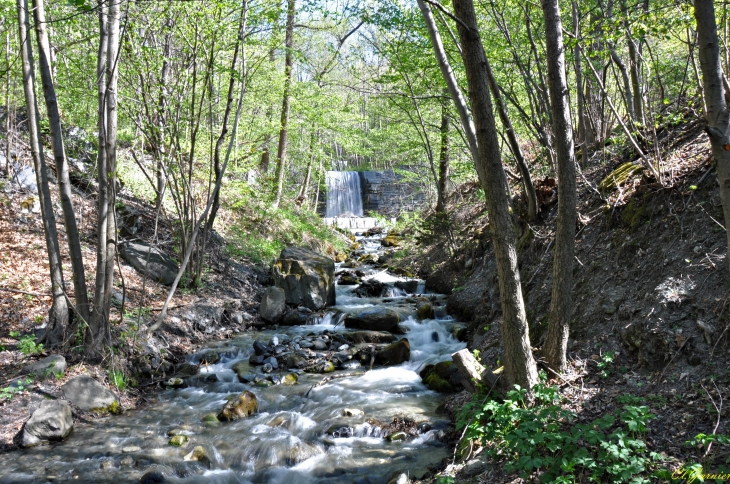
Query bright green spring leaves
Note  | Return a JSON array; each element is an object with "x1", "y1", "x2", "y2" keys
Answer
[{"x1": 457, "y1": 385, "x2": 667, "y2": 483}]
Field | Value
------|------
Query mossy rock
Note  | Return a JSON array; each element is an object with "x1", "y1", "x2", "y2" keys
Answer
[
  {"x1": 166, "y1": 378, "x2": 185, "y2": 388},
  {"x1": 169, "y1": 435, "x2": 189, "y2": 447},
  {"x1": 281, "y1": 373, "x2": 298, "y2": 385},
  {"x1": 381, "y1": 235, "x2": 402, "y2": 248},
  {"x1": 218, "y1": 390, "x2": 258, "y2": 421},
  {"x1": 432, "y1": 360, "x2": 457, "y2": 380},
  {"x1": 621, "y1": 196, "x2": 650, "y2": 231},
  {"x1": 452, "y1": 324, "x2": 468, "y2": 342},
  {"x1": 598, "y1": 162, "x2": 643, "y2": 192},
  {"x1": 184, "y1": 446, "x2": 211, "y2": 469},
  {"x1": 416, "y1": 301, "x2": 435, "y2": 321},
  {"x1": 387, "y1": 431, "x2": 408, "y2": 442},
  {"x1": 201, "y1": 413, "x2": 219, "y2": 424},
  {"x1": 424, "y1": 373, "x2": 454, "y2": 393}
]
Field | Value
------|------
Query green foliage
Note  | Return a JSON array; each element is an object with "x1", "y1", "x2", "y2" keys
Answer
[
  {"x1": 0, "y1": 377, "x2": 33, "y2": 401},
  {"x1": 17, "y1": 335, "x2": 44, "y2": 356},
  {"x1": 109, "y1": 370, "x2": 128, "y2": 392},
  {"x1": 597, "y1": 351, "x2": 615, "y2": 379},
  {"x1": 225, "y1": 184, "x2": 346, "y2": 265},
  {"x1": 458, "y1": 384, "x2": 666, "y2": 483}
]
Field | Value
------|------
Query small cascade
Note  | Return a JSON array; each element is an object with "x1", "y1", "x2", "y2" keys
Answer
[{"x1": 325, "y1": 171, "x2": 363, "y2": 217}]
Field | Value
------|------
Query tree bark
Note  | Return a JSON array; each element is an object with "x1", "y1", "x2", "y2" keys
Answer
[
  {"x1": 694, "y1": 0, "x2": 730, "y2": 274},
  {"x1": 16, "y1": 0, "x2": 69, "y2": 344},
  {"x1": 272, "y1": 0, "x2": 295, "y2": 209},
  {"x1": 436, "y1": 92, "x2": 450, "y2": 213},
  {"x1": 572, "y1": 0, "x2": 588, "y2": 166},
  {"x1": 610, "y1": 48, "x2": 636, "y2": 123},
  {"x1": 452, "y1": 0, "x2": 538, "y2": 393},
  {"x1": 416, "y1": 0, "x2": 483, "y2": 184},
  {"x1": 542, "y1": 0, "x2": 577, "y2": 372},
  {"x1": 88, "y1": 0, "x2": 121, "y2": 356},
  {"x1": 484, "y1": 58, "x2": 537, "y2": 220},
  {"x1": 32, "y1": 0, "x2": 90, "y2": 330}
]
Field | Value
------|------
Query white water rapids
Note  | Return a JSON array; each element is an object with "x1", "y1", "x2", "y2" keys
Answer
[{"x1": 0, "y1": 234, "x2": 466, "y2": 484}]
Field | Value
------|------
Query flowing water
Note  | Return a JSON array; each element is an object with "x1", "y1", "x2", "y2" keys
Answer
[
  {"x1": 325, "y1": 171, "x2": 364, "y2": 218},
  {"x1": 0, "y1": 233, "x2": 464, "y2": 484}
]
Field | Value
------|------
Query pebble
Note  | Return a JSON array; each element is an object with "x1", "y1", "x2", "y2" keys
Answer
[{"x1": 122, "y1": 445, "x2": 141, "y2": 453}]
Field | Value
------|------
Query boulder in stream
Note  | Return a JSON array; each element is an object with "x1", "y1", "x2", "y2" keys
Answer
[
  {"x1": 260, "y1": 287, "x2": 286, "y2": 324},
  {"x1": 218, "y1": 390, "x2": 258, "y2": 421},
  {"x1": 272, "y1": 246, "x2": 335, "y2": 310},
  {"x1": 394, "y1": 280, "x2": 420, "y2": 294},
  {"x1": 415, "y1": 300, "x2": 435, "y2": 321},
  {"x1": 62, "y1": 375, "x2": 120, "y2": 413},
  {"x1": 281, "y1": 308, "x2": 311, "y2": 326},
  {"x1": 20, "y1": 400, "x2": 73, "y2": 447},
  {"x1": 375, "y1": 338, "x2": 410, "y2": 366},
  {"x1": 342, "y1": 331, "x2": 397, "y2": 344},
  {"x1": 344, "y1": 307, "x2": 402, "y2": 333}
]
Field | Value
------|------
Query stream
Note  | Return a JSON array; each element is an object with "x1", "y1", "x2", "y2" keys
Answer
[{"x1": 0, "y1": 231, "x2": 465, "y2": 484}]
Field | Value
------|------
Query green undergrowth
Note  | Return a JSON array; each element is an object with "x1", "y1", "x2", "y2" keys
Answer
[
  {"x1": 222, "y1": 181, "x2": 346, "y2": 265},
  {"x1": 457, "y1": 384, "x2": 671, "y2": 483}
]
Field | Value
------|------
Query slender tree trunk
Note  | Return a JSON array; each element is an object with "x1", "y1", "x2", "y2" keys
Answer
[
  {"x1": 32, "y1": 0, "x2": 90, "y2": 330},
  {"x1": 16, "y1": 0, "x2": 69, "y2": 343},
  {"x1": 694, "y1": 0, "x2": 730, "y2": 274},
  {"x1": 155, "y1": 16, "x2": 172, "y2": 213},
  {"x1": 299, "y1": 130, "x2": 316, "y2": 200},
  {"x1": 89, "y1": 0, "x2": 109, "y2": 353},
  {"x1": 272, "y1": 0, "x2": 295, "y2": 209},
  {"x1": 453, "y1": 0, "x2": 538, "y2": 393},
  {"x1": 627, "y1": 36, "x2": 644, "y2": 125},
  {"x1": 4, "y1": 30, "x2": 10, "y2": 175},
  {"x1": 610, "y1": 49, "x2": 636, "y2": 123},
  {"x1": 436, "y1": 92, "x2": 449, "y2": 213},
  {"x1": 416, "y1": 0, "x2": 482, "y2": 183},
  {"x1": 88, "y1": 0, "x2": 121, "y2": 356},
  {"x1": 484, "y1": 58, "x2": 537, "y2": 220},
  {"x1": 572, "y1": 0, "x2": 588, "y2": 166},
  {"x1": 207, "y1": 0, "x2": 246, "y2": 231},
  {"x1": 542, "y1": 0, "x2": 577, "y2": 372}
]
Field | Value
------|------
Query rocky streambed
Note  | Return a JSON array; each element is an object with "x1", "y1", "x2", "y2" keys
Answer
[{"x1": 0, "y1": 230, "x2": 468, "y2": 484}]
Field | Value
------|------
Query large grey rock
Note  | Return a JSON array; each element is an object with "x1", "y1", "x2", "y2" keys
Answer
[
  {"x1": 20, "y1": 354, "x2": 66, "y2": 378},
  {"x1": 451, "y1": 348, "x2": 485, "y2": 393},
  {"x1": 21, "y1": 400, "x2": 73, "y2": 447},
  {"x1": 119, "y1": 242, "x2": 179, "y2": 285},
  {"x1": 344, "y1": 308, "x2": 402, "y2": 332},
  {"x1": 260, "y1": 287, "x2": 286, "y2": 323},
  {"x1": 375, "y1": 338, "x2": 410, "y2": 366},
  {"x1": 272, "y1": 247, "x2": 335, "y2": 310},
  {"x1": 62, "y1": 375, "x2": 119, "y2": 412}
]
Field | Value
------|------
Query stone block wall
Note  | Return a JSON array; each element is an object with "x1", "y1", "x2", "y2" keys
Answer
[{"x1": 317, "y1": 169, "x2": 425, "y2": 218}]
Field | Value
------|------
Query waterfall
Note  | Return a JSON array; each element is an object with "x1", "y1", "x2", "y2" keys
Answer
[{"x1": 325, "y1": 171, "x2": 364, "y2": 217}]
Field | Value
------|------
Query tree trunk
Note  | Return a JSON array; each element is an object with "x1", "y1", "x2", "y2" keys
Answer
[
  {"x1": 627, "y1": 36, "x2": 644, "y2": 126},
  {"x1": 88, "y1": 0, "x2": 121, "y2": 356},
  {"x1": 610, "y1": 49, "x2": 636, "y2": 123},
  {"x1": 436, "y1": 93, "x2": 450, "y2": 213},
  {"x1": 272, "y1": 0, "x2": 295, "y2": 209},
  {"x1": 694, "y1": 0, "x2": 730, "y2": 275},
  {"x1": 416, "y1": 0, "x2": 482, "y2": 182},
  {"x1": 453, "y1": 0, "x2": 538, "y2": 393},
  {"x1": 484, "y1": 58, "x2": 538, "y2": 221},
  {"x1": 541, "y1": 0, "x2": 577, "y2": 372},
  {"x1": 207, "y1": 0, "x2": 246, "y2": 232},
  {"x1": 16, "y1": 0, "x2": 69, "y2": 344},
  {"x1": 89, "y1": 0, "x2": 109, "y2": 354},
  {"x1": 32, "y1": 0, "x2": 90, "y2": 330},
  {"x1": 572, "y1": 0, "x2": 589, "y2": 166}
]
